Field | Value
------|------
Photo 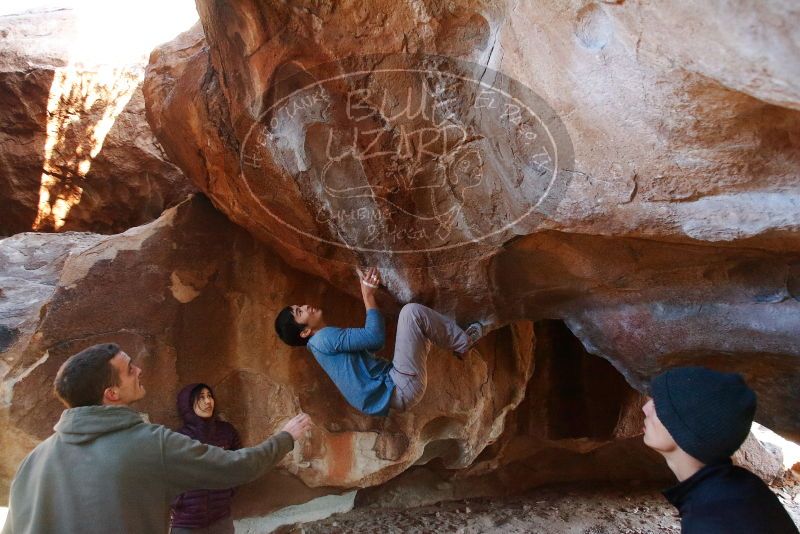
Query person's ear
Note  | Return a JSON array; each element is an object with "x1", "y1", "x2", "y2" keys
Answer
[
  {"x1": 300, "y1": 327, "x2": 313, "y2": 339},
  {"x1": 103, "y1": 386, "x2": 119, "y2": 403}
]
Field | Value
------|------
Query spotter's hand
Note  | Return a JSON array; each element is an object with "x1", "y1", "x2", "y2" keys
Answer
[{"x1": 281, "y1": 413, "x2": 312, "y2": 441}]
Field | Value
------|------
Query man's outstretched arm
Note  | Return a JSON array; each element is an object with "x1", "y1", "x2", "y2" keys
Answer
[{"x1": 163, "y1": 413, "x2": 311, "y2": 497}]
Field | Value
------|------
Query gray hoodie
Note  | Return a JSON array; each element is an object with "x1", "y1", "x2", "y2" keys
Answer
[{"x1": 2, "y1": 405, "x2": 294, "y2": 534}]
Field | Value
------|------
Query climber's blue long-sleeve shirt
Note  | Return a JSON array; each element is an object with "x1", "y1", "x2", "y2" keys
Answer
[{"x1": 307, "y1": 309, "x2": 395, "y2": 416}]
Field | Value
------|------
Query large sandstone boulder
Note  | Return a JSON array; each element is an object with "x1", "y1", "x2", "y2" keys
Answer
[
  {"x1": 733, "y1": 430, "x2": 785, "y2": 485},
  {"x1": 0, "y1": 8, "x2": 193, "y2": 236},
  {"x1": 143, "y1": 0, "x2": 800, "y2": 441},
  {"x1": 2, "y1": 0, "x2": 798, "y2": 524}
]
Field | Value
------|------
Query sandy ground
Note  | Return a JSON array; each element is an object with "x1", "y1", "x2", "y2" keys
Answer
[{"x1": 298, "y1": 479, "x2": 800, "y2": 534}]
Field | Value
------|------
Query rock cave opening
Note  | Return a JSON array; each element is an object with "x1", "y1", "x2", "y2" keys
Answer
[
  {"x1": 534, "y1": 319, "x2": 633, "y2": 442},
  {"x1": 468, "y1": 318, "x2": 642, "y2": 471}
]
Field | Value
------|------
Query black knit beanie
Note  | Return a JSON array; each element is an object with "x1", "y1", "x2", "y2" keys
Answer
[{"x1": 649, "y1": 366, "x2": 757, "y2": 464}]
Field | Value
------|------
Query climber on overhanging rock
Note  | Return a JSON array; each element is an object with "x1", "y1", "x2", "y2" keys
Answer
[{"x1": 274, "y1": 267, "x2": 484, "y2": 416}]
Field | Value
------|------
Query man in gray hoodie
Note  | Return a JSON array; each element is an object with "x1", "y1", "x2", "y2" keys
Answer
[{"x1": 2, "y1": 343, "x2": 312, "y2": 534}]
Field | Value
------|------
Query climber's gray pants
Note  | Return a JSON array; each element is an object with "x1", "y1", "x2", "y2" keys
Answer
[{"x1": 388, "y1": 303, "x2": 469, "y2": 411}]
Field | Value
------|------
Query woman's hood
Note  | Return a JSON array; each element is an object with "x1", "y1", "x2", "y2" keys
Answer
[{"x1": 177, "y1": 382, "x2": 211, "y2": 424}]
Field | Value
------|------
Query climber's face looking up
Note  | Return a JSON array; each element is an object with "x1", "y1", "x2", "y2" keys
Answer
[
  {"x1": 292, "y1": 304, "x2": 324, "y2": 330},
  {"x1": 274, "y1": 304, "x2": 326, "y2": 347}
]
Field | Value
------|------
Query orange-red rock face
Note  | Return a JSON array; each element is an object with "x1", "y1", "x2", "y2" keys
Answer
[
  {"x1": 143, "y1": 0, "x2": 800, "y2": 440},
  {"x1": 0, "y1": 196, "x2": 539, "y2": 510}
]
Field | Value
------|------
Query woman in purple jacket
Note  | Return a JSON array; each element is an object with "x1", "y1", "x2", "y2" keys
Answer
[{"x1": 170, "y1": 383, "x2": 242, "y2": 534}]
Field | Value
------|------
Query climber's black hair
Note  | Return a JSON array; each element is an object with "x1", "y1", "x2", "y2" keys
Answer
[{"x1": 274, "y1": 306, "x2": 309, "y2": 347}]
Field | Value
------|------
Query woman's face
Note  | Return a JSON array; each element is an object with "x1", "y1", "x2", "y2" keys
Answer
[{"x1": 193, "y1": 388, "x2": 214, "y2": 418}]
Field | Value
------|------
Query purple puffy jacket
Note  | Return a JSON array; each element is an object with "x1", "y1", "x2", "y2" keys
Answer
[{"x1": 169, "y1": 383, "x2": 242, "y2": 529}]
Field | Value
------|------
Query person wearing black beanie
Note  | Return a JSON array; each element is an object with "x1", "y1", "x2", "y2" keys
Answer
[{"x1": 643, "y1": 366, "x2": 798, "y2": 534}]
